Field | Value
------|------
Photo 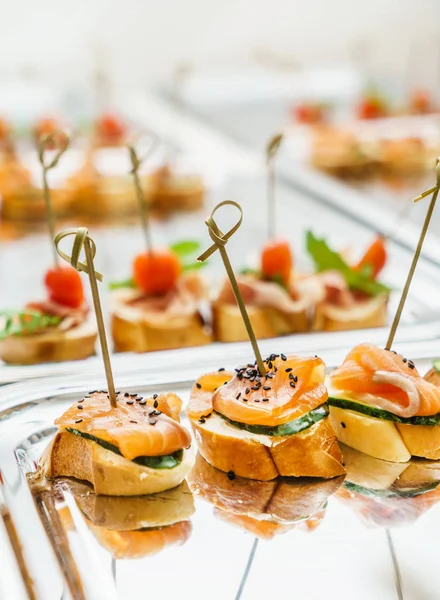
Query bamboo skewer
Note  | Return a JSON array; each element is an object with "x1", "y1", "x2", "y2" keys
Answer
[
  {"x1": 198, "y1": 201, "x2": 266, "y2": 375},
  {"x1": 55, "y1": 227, "x2": 117, "y2": 408}
]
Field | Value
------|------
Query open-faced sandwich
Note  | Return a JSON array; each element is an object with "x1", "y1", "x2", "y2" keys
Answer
[
  {"x1": 0, "y1": 266, "x2": 97, "y2": 364},
  {"x1": 67, "y1": 148, "x2": 146, "y2": 218},
  {"x1": 145, "y1": 165, "x2": 205, "y2": 212},
  {"x1": 212, "y1": 240, "x2": 320, "y2": 342},
  {"x1": 41, "y1": 391, "x2": 194, "y2": 496},
  {"x1": 65, "y1": 479, "x2": 194, "y2": 558},
  {"x1": 188, "y1": 453, "x2": 343, "y2": 539},
  {"x1": 336, "y1": 444, "x2": 440, "y2": 527},
  {"x1": 328, "y1": 347, "x2": 440, "y2": 463},
  {"x1": 187, "y1": 354, "x2": 345, "y2": 480},
  {"x1": 310, "y1": 126, "x2": 376, "y2": 178},
  {"x1": 110, "y1": 241, "x2": 212, "y2": 352},
  {"x1": 306, "y1": 232, "x2": 390, "y2": 331}
]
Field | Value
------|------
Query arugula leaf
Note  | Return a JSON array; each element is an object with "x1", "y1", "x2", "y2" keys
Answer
[
  {"x1": 0, "y1": 311, "x2": 62, "y2": 340},
  {"x1": 169, "y1": 240, "x2": 201, "y2": 258},
  {"x1": 306, "y1": 231, "x2": 391, "y2": 297},
  {"x1": 109, "y1": 278, "x2": 135, "y2": 290}
]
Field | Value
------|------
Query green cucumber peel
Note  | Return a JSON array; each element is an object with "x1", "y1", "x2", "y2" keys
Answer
[
  {"x1": 216, "y1": 403, "x2": 329, "y2": 437},
  {"x1": 329, "y1": 397, "x2": 440, "y2": 426},
  {"x1": 65, "y1": 428, "x2": 183, "y2": 469}
]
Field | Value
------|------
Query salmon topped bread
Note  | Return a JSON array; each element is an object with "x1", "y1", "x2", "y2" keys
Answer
[
  {"x1": 328, "y1": 343, "x2": 440, "y2": 462},
  {"x1": 41, "y1": 391, "x2": 194, "y2": 495},
  {"x1": 187, "y1": 353, "x2": 345, "y2": 480}
]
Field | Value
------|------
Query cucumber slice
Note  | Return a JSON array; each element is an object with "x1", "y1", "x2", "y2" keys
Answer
[
  {"x1": 344, "y1": 480, "x2": 439, "y2": 499},
  {"x1": 65, "y1": 428, "x2": 183, "y2": 469},
  {"x1": 215, "y1": 403, "x2": 329, "y2": 437},
  {"x1": 328, "y1": 397, "x2": 440, "y2": 426}
]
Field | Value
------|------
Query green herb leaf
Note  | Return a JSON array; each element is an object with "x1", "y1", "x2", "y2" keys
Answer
[
  {"x1": 169, "y1": 240, "x2": 201, "y2": 258},
  {"x1": 182, "y1": 261, "x2": 206, "y2": 271},
  {"x1": 305, "y1": 231, "x2": 391, "y2": 297},
  {"x1": 109, "y1": 278, "x2": 136, "y2": 290},
  {"x1": 0, "y1": 310, "x2": 62, "y2": 340}
]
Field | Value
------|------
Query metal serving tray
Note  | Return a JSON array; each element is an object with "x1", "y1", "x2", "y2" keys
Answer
[{"x1": 1, "y1": 344, "x2": 440, "y2": 600}]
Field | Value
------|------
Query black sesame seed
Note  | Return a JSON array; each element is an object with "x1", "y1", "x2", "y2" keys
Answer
[
  {"x1": 251, "y1": 385, "x2": 259, "y2": 391},
  {"x1": 130, "y1": 393, "x2": 137, "y2": 398},
  {"x1": 403, "y1": 358, "x2": 407, "y2": 363},
  {"x1": 293, "y1": 376, "x2": 298, "y2": 383},
  {"x1": 245, "y1": 387, "x2": 250, "y2": 394},
  {"x1": 124, "y1": 392, "x2": 129, "y2": 397},
  {"x1": 88, "y1": 390, "x2": 97, "y2": 394},
  {"x1": 150, "y1": 419, "x2": 157, "y2": 425},
  {"x1": 289, "y1": 373, "x2": 294, "y2": 380},
  {"x1": 204, "y1": 413, "x2": 211, "y2": 419},
  {"x1": 409, "y1": 363, "x2": 415, "y2": 369},
  {"x1": 290, "y1": 382, "x2": 296, "y2": 388},
  {"x1": 115, "y1": 391, "x2": 121, "y2": 395},
  {"x1": 199, "y1": 418, "x2": 206, "y2": 424},
  {"x1": 262, "y1": 398, "x2": 269, "y2": 402},
  {"x1": 243, "y1": 398, "x2": 248, "y2": 402},
  {"x1": 154, "y1": 400, "x2": 159, "y2": 408},
  {"x1": 137, "y1": 397, "x2": 143, "y2": 401},
  {"x1": 153, "y1": 394, "x2": 158, "y2": 400},
  {"x1": 77, "y1": 405, "x2": 83, "y2": 410},
  {"x1": 263, "y1": 385, "x2": 271, "y2": 391},
  {"x1": 281, "y1": 354, "x2": 287, "y2": 361},
  {"x1": 285, "y1": 368, "x2": 292, "y2": 373},
  {"x1": 126, "y1": 400, "x2": 134, "y2": 405},
  {"x1": 218, "y1": 367, "x2": 225, "y2": 372},
  {"x1": 341, "y1": 422, "x2": 346, "y2": 429},
  {"x1": 78, "y1": 399, "x2": 84, "y2": 403},
  {"x1": 268, "y1": 362, "x2": 273, "y2": 369},
  {"x1": 236, "y1": 393, "x2": 241, "y2": 400},
  {"x1": 227, "y1": 470, "x2": 235, "y2": 480},
  {"x1": 75, "y1": 419, "x2": 83, "y2": 424},
  {"x1": 130, "y1": 420, "x2": 137, "y2": 424},
  {"x1": 254, "y1": 399, "x2": 260, "y2": 403},
  {"x1": 139, "y1": 400, "x2": 147, "y2": 405},
  {"x1": 224, "y1": 381, "x2": 228, "y2": 385},
  {"x1": 196, "y1": 382, "x2": 202, "y2": 389}
]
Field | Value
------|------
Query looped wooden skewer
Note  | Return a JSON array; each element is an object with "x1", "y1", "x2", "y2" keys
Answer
[
  {"x1": 197, "y1": 201, "x2": 266, "y2": 376},
  {"x1": 54, "y1": 227, "x2": 117, "y2": 408},
  {"x1": 266, "y1": 133, "x2": 283, "y2": 240},
  {"x1": 54, "y1": 228, "x2": 103, "y2": 281},
  {"x1": 37, "y1": 130, "x2": 70, "y2": 267},
  {"x1": 128, "y1": 132, "x2": 159, "y2": 254},
  {"x1": 385, "y1": 158, "x2": 440, "y2": 350}
]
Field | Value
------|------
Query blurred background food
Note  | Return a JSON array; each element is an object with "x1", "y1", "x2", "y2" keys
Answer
[{"x1": 1, "y1": 0, "x2": 440, "y2": 361}]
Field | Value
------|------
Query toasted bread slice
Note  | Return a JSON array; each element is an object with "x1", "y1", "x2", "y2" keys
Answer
[
  {"x1": 190, "y1": 411, "x2": 345, "y2": 481},
  {"x1": 0, "y1": 315, "x2": 97, "y2": 365},
  {"x1": 40, "y1": 430, "x2": 194, "y2": 496},
  {"x1": 396, "y1": 423, "x2": 440, "y2": 460},
  {"x1": 212, "y1": 302, "x2": 309, "y2": 342},
  {"x1": 67, "y1": 480, "x2": 195, "y2": 530},
  {"x1": 313, "y1": 294, "x2": 388, "y2": 332},
  {"x1": 111, "y1": 289, "x2": 212, "y2": 352}
]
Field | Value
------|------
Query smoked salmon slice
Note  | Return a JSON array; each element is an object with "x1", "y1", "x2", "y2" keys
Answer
[
  {"x1": 56, "y1": 392, "x2": 191, "y2": 460},
  {"x1": 188, "y1": 355, "x2": 327, "y2": 426},
  {"x1": 330, "y1": 343, "x2": 440, "y2": 417}
]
